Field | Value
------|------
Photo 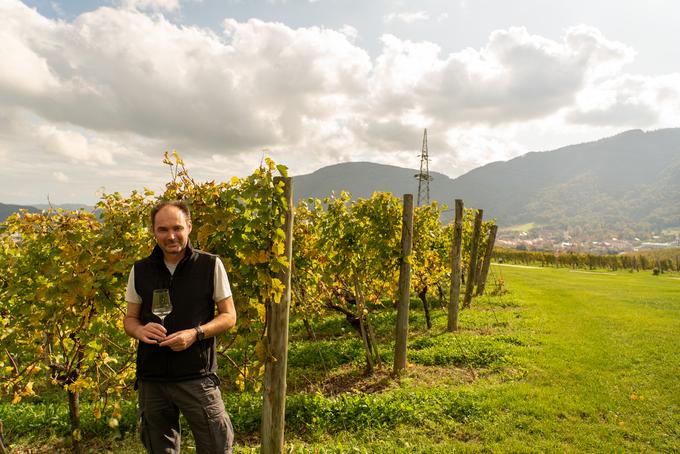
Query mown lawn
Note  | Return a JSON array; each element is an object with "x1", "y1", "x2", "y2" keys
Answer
[
  {"x1": 2, "y1": 265, "x2": 679, "y2": 452},
  {"x1": 458, "y1": 265, "x2": 680, "y2": 453},
  {"x1": 275, "y1": 266, "x2": 680, "y2": 453}
]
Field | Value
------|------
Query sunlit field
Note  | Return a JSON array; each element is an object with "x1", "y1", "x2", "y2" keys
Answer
[{"x1": 2, "y1": 265, "x2": 679, "y2": 453}]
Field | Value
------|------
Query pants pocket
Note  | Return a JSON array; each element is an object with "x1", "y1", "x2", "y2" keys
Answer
[
  {"x1": 203, "y1": 408, "x2": 234, "y2": 454},
  {"x1": 193, "y1": 377, "x2": 233, "y2": 454}
]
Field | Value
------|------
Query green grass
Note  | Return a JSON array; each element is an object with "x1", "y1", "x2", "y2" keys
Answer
[
  {"x1": 469, "y1": 265, "x2": 680, "y2": 452},
  {"x1": 280, "y1": 266, "x2": 680, "y2": 452},
  {"x1": 3, "y1": 266, "x2": 679, "y2": 452}
]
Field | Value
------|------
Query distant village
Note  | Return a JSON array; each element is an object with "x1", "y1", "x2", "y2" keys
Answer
[{"x1": 496, "y1": 229, "x2": 680, "y2": 254}]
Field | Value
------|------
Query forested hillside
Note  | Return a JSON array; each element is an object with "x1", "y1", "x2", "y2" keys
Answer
[
  {"x1": 294, "y1": 128, "x2": 680, "y2": 238},
  {"x1": 4, "y1": 129, "x2": 679, "y2": 238},
  {"x1": 0, "y1": 203, "x2": 39, "y2": 221}
]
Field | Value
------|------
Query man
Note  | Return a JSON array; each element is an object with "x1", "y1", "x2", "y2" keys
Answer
[{"x1": 123, "y1": 200, "x2": 237, "y2": 454}]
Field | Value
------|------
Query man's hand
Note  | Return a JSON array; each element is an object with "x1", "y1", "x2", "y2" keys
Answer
[
  {"x1": 159, "y1": 329, "x2": 197, "y2": 351},
  {"x1": 136, "y1": 322, "x2": 167, "y2": 344},
  {"x1": 124, "y1": 303, "x2": 169, "y2": 344}
]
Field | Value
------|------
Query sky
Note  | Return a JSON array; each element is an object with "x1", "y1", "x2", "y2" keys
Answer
[{"x1": 2, "y1": 0, "x2": 680, "y2": 204}]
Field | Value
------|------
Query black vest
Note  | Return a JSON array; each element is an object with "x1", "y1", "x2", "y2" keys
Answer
[{"x1": 134, "y1": 242, "x2": 218, "y2": 381}]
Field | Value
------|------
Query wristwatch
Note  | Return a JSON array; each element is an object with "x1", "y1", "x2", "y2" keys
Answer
[{"x1": 194, "y1": 325, "x2": 205, "y2": 341}]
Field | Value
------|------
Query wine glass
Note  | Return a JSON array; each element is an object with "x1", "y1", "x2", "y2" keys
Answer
[{"x1": 152, "y1": 289, "x2": 173, "y2": 325}]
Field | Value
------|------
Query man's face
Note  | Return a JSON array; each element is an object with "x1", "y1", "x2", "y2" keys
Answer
[{"x1": 153, "y1": 206, "x2": 192, "y2": 259}]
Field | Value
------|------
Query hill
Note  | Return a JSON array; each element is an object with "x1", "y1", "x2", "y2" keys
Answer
[
  {"x1": 448, "y1": 128, "x2": 680, "y2": 235},
  {"x1": 293, "y1": 161, "x2": 456, "y2": 203},
  {"x1": 3, "y1": 129, "x2": 678, "y2": 241},
  {"x1": 293, "y1": 128, "x2": 680, "y2": 239},
  {"x1": 0, "y1": 203, "x2": 96, "y2": 222},
  {"x1": 0, "y1": 202, "x2": 40, "y2": 221}
]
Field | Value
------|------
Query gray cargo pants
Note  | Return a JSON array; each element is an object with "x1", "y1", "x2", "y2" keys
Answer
[{"x1": 138, "y1": 375, "x2": 234, "y2": 454}]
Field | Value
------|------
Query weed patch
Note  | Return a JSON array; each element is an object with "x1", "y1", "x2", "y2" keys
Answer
[
  {"x1": 409, "y1": 334, "x2": 513, "y2": 368},
  {"x1": 0, "y1": 399, "x2": 138, "y2": 438},
  {"x1": 288, "y1": 338, "x2": 364, "y2": 370},
  {"x1": 285, "y1": 389, "x2": 486, "y2": 435}
]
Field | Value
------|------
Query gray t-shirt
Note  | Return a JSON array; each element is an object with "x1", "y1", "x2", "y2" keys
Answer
[{"x1": 125, "y1": 256, "x2": 232, "y2": 304}]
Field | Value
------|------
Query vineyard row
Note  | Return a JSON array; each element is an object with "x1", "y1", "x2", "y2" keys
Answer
[{"x1": 0, "y1": 154, "x2": 497, "y2": 450}]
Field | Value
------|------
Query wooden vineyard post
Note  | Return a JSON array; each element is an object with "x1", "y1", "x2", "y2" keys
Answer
[
  {"x1": 0, "y1": 420, "x2": 6, "y2": 454},
  {"x1": 474, "y1": 246, "x2": 485, "y2": 291},
  {"x1": 447, "y1": 199, "x2": 464, "y2": 332},
  {"x1": 262, "y1": 177, "x2": 294, "y2": 454},
  {"x1": 394, "y1": 194, "x2": 414, "y2": 375},
  {"x1": 462, "y1": 209, "x2": 483, "y2": 309},
  {"x1": 476, "y1": 224, "x2": 498, "y2": 296}
]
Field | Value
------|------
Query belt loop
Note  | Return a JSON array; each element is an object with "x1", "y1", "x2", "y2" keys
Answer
[{"x1": 209, "y1": 373, "x2": 221, "y2": 387}]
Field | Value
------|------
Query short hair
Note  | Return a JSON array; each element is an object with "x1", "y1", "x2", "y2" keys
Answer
[{"x1": 151, "y1": 200, "x2": 191, "y2": 229}]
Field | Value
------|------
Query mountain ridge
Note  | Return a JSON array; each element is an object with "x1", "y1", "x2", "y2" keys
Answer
[
  {"x1": 292, "y1": 128, "x2": 680, "y2": 239},
  {"x1": 3, "y1": 129, "x2": 679, "y2": 241},
  {"x1": 0, "y1": 203, "x2": 40, "y2": 221}
]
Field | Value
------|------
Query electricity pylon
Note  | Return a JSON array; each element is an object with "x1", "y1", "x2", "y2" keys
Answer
[{"x1": 414, "y1": 128, "x2": 432, "y2": 206}]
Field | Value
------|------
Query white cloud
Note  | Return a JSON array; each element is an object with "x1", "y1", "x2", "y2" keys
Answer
[
  {"x1": 367, "y1": 26, "x2": 638, "y2": 129},
  {"x1": 442, "y1": 127, "x2": 528, "y2": 171},
  {"x1": 53, "y1": 171, "x2": 69, "y2": 182},
  {"x1": 339, "y1": 25, "x2": 358, "y2": 42},
  {"x1": 121, "y1": 0, "x2": 181, "y2": 12},
  {"x1": 37, "y1": 125, "x2": 116, "y2": 165},
  {"x1": 566, "y1": 73, "x2": 680, "y2": 127},
  {"x1": 1, "y1": 0, "x2": 680, "y2": 203},
  {"x1": 0, "y1": 2, "x2": 60, "y2": 96},
  {"x1": 346, "y1": 24, "x2": 680, "y2": 175},
  {"x1": 4, "y1": 5, "x2": 373, "y2": 159},
  {"x1": 49, "y1": 1, "x2": 65, "y2": 16},
  {"x1": 0, "y1": 32, "x2": 59, "y2": 95},
  {"x1": 384, "y1": 11, "x2": 430, "y2": 24},
  {"x1": 0, "y1": 107, "x2": 170, "y2": 203}
]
